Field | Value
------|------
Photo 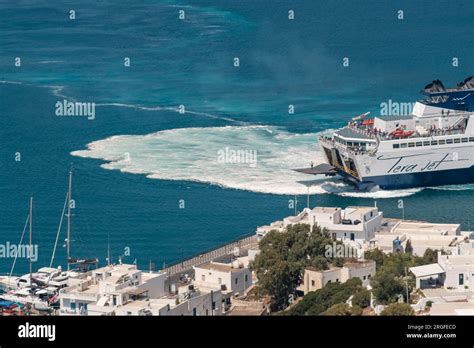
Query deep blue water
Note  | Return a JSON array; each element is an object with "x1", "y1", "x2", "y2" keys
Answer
[{"x1": 1, "y1": 0, "x2": 474, "y2": 274}]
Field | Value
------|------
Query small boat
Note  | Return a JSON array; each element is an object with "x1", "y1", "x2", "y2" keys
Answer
[
  {"x1": 390, "y1": 129, "x2": 415, "y2": 138},
  {"x1": 0, "y1": 169, "x2": 98, "y2": 313},
  {"x1": 1, "y1": 288, "x2": 50, "y2": 310}
]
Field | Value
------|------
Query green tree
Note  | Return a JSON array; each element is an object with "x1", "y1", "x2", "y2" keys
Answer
[
  {"x1": 252, "y1": 223, "x2": 344, "y2": 310},
  {"x1": 371, "y1": 271, "x2": 404, "y2": 304},
  {"x1": 380, "y1": 303, "x2": 415, "y2": 316},
  {"x1": 322, "y1": 303, "x2": 352, "y2": 316},
  {"x1": 285, "y1": 278, "x2": 363, "y2": 315},
  {"x1": 352, "y1": 289, "x2": 371, "y2": 308},
  {"x1": 422, "y1": 248, "x2": 438, "y2": 264},
  {"x1": 309, "y1": 255, "x2": 329, "y2": 271},
  {"x1": 351, "y1": 305, "x2": 363, "y2": 316},
  {"x1": 321, "y1": 303, "x2": 363, "y2": 316},
  {"x1": 364, "y1": 249, "x2": 385, "y2": 269}
]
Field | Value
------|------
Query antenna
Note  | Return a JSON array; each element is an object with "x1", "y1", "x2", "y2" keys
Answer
[
  {"x1": 67, "y1": 168, "x2": 72, "y2": 270},
  {"x1": 107, "y1": 231, "x2": 110, "y2": 266}
]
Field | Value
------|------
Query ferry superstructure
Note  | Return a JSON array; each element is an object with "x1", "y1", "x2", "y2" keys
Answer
[{"x1": 312, "y1": 77, "x2": 474, "y2": 190}]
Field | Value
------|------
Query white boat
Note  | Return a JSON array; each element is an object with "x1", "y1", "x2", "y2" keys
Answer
[
  {"x1": 0, "y1": 169, "x2": 98, "y2": 312},
  {"x1": 305, "y1": 77, "x2": 474, "y2": 190},
  {"x1": 0, "y1": 275, "x2": 20, "y2": 291},
  {"x1": 1, "y1": 288, "x2": 50, "y2": 311}
]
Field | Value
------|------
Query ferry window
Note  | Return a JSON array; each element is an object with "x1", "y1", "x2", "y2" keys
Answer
[
  {"x1": 446, "y1": 139, "x2": 453, "y2": 144},
  {"x1": 400, "y1": 143, "x2": 408, "y2": 148},
  {"x1": 454, "y1": 138, "x2": 461, "y2": 144},
  {"x1": 462, "y1": 138, "x2": 468, "y2": 143},
  {"x1": 415, "y1": 142, "x2": 422, "y2": 147},
  {"x1": 423, "y1": 141, "x2": 430, "y2": 146},
  {"x1": 469, "y1": 137, "x2": 474, "y2": 142},
  {"x1": 438, "y1": 139, "x2": 446, "y2": 145},
  {"x1": 408, "y1": 143, "x2": 415, "y2": 148},
  {"x1": 393, "y1": 144, "x2": 400, "y2": 149},
  {"x1": 347, "y1": 142, "x2": 353, "y2": 146},
  {"x1": 431, "y1": 140, "x2": 438, "y2": 145}
]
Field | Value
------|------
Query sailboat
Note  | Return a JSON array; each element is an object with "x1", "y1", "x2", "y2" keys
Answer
[
  {"x1": 63, "y1": 168, "x2": 99, "y2": 272},
  {"x1": 0, "y1": 214, "x2": 30, "y2": 291},
  {"x1": 0, "y1": 197, "x2": 50, "y2": 311},
  {"x1": 43, "y1": 168, "x2": 98, "y2": 287},
  {"x1": 0, "y1": 169, "x2": 99, "y2": 311}
]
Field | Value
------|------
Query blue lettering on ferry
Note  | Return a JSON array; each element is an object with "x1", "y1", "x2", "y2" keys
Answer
[{"x1": 378, "y1": 153, "x2": 455, "y2": 174}]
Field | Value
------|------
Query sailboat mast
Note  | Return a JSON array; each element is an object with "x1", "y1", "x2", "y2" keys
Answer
[
  {"x1": 107, "y1": 232, "x2": 110, "y2": 266},
  {"x1": 29, "y1": 196, "x2": 33, "y2": 286},
  {"x1": 67, "y1": 169, "x2": 72, "y2": 270}
]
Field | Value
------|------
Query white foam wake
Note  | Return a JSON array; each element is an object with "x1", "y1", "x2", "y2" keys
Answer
[
  {"x1": 71, "y1": 125, "x2": 422, "y2": 198},
  {"x1": 1, "y1": 80, "x2": 242, "y2": 124},
  {"x1": 95, "y1": 102, "x2": 245, "y2": 124}
]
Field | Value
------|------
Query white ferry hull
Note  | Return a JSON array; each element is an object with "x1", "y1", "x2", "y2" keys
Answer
[{"x1": 319, "y1": 134, "x2": 474, "y2": 190}]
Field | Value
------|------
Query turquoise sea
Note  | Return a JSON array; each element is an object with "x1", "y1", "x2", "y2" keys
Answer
[{"x1": 1, "y1": 0, "x2": 474, "y2": 273}]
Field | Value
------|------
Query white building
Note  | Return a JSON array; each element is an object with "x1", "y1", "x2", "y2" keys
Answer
[
  {"x1": 256, "y1": 220, "x2": 285, "y2": 240},
  {"x1": 438, "y1": 253, "x2": 474, "y2": 289},
  {"x1": 193, "y1": 258, "x2": 253, "y2": 297},
  {"x1": 113, "y1": 285, "x2": 223, "y2": 316},
  {"x1": 410, "y1": 247, "x2": 474, "y2": 290},
  {"x1": 374, "y1": 221, "x2": 462, "y2": 255},
  {"x1": 297, "y1": 260, "x2": 376, "y2": 295},
  {"x1": 59, "y1": 263, "x2": 167, "y2": 315},
  {"x1": 310, "y1": 207, "x2": 382, "y2": 245},
  {"x1": 257, "y1": 206, "x2": 383, "y2": 248}
]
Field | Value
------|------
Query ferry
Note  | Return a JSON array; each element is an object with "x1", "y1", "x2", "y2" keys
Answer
[{"x1": 300, "y1": 77, "x2": 474, "y2": 190}]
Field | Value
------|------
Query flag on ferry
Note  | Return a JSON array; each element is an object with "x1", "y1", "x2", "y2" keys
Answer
[{"x1": 352, "y1": 111, "x2": 370, "y2": 121}]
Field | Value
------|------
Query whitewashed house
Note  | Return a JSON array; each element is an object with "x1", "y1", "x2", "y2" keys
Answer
[
  {"x1": 59, "y1": 263, "x2": 167, "y2": 315},
  {"x1": 193, "y1": 259, "x2": 252, "y2": 297},
  {"x1": 297, "y1": 260, "x2": 376, "y2": 295}
]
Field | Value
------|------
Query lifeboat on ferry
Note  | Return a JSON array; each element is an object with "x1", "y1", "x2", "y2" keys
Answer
[
  {"x1": 361, "y1": 118, "x2": 374, "y2": 126},
  {"x1": 390, "y1": 129, "x2": 414, "y2": 138}
]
